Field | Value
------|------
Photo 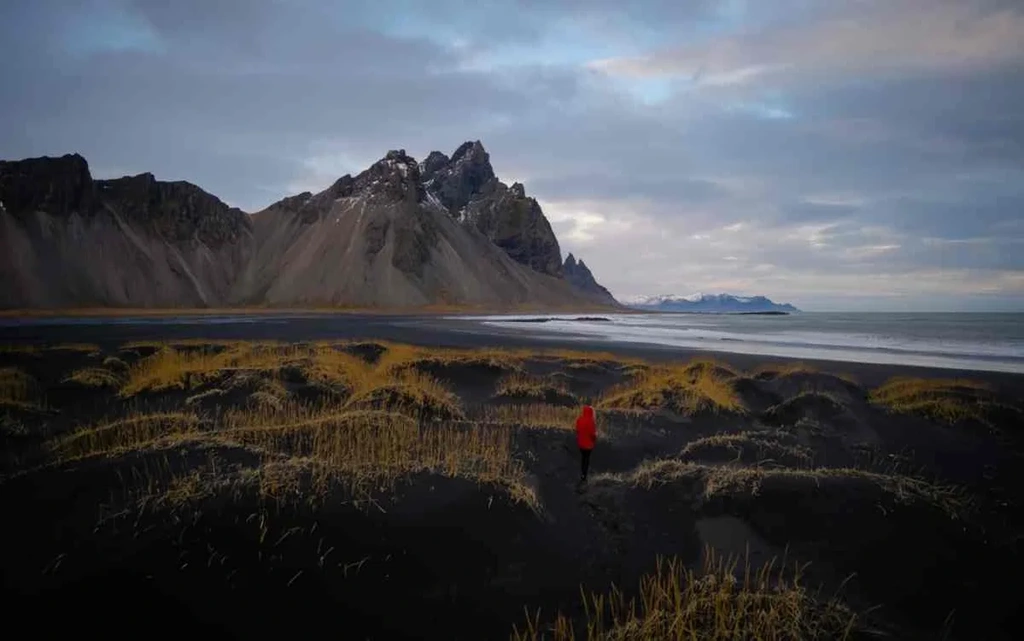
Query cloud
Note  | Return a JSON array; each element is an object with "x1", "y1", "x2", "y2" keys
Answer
[
  {"x1": 589, "y1": 0, "x2": 1024, "y2": 87},
  {"x1": 0, "y1": 0, "x2": 1022, "y2": 310}
]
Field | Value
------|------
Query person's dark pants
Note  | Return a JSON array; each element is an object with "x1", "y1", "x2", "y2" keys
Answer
[{"x1": 580, "y1": 447, "x2": 592, "y2": 479}]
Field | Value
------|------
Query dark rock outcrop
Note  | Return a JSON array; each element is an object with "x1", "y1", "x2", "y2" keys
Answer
[
  {"x1": 0, "y1": 155, "x2": 250, "y2": 248},
  {"x1": 421, "y1": 141, "x2": 565, "y2": 277},
  {"x1": 97, "y1": 173, "x2": 249, "y2": 247},
  {"x1": 563, "y1": 253, "x2": 614, "y2": 300},
  {"x1": 0, "y1": 153, "x2": 96, "y2": 219}
]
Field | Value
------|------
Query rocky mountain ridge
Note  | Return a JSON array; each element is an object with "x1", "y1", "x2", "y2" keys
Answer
[
  {"x1": 563, "y1": 253, "x2": 613, "y2": 299},
  {"x1": 0, "y1": 144, "x2": 616, "y2": 309}
]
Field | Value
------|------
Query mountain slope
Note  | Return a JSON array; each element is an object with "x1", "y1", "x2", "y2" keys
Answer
[
  {"x1": 0, "y1": 144, "x2": 618, "y2": 310},
  {"x1": 0, "y1": 154, "x2": 252, "y2": 308},
  {"x1": 237, "y1": 150, "x2": 598, "y2": 307},
  {"x1": 626, "y1": 293, "x2": 798, "y2": 313}
]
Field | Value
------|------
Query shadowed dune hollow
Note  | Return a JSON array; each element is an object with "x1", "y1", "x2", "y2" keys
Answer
[{"x1": 2, "y1": 341, "x2": 1023, "y2": 640}]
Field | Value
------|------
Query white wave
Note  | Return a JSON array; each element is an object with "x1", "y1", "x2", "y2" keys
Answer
[{"x1": 459, "y1": 314, "x2": 1024, "y2": 374}]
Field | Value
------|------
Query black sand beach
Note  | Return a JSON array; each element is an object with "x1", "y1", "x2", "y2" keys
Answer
[
  {"x1": 1, "y1": 316, "x2": 1023, "y2": 640},
  {"x1": 1, "y1": 312, "x2": 1021, "y2": 390}
]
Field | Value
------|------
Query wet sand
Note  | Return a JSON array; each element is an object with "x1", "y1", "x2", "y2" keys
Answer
[{"x1": 1, "y1": 312, "x2": 1021, "y2": 391}]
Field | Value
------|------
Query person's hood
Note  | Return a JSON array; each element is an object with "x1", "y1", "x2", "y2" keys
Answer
[{"x1": 582, "y1": 405, "x2": 594, "y2": 419}]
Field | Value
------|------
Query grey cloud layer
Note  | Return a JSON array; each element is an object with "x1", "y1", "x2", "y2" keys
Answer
[{"x1": 1, "y1": 0, "x2": 1022, "y2": 309}]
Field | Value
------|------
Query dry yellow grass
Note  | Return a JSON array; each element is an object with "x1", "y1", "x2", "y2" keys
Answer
[
  {"x1": 680, "y1": 431, "x2": 813, "y2": 467},
  {"x1": 236, "y1": 407, "x2": 534, "y2": 504},
  {"x1": 63, "y1": 367, "x2": 124, "y2": 388},
  {"x1": 45, "y1": 342, "x2": 101, "y2": 354},
  {"x1": 50, "y1": 412, "x2": 203, "y2": 461},
  {"x1": 599, "y1": 359, "x2": 745, "y2": 416},
  {"x1": 753, "y1": 362, "x2": 820, "y2": 377},
  {"x1": 753, "y1": 363, "x2": 860, "y2": 386},
  {"x1": 338, "y1": 363, "x2": 465, "y2": 419},
  {"x1": 869, "y1": 377, "x2": 1016, "y2": 427},
  {"x1": 47, "y1": 397, "x2": 534, "y2": 507},
  {"x1": 0, "y1": 367, "x2": 37, "y2": 408},
  {"x1": 512, "y1": 551, "x2": 857, "y2": 641},
  {"x1": 102, "y1": 356, "x2": 128, "y2": 370},
  {"x1": 119, "y1": 342, "x2": 304, "y2": 395},
  {"x1": 118, "y1": 342, "x2": 465, "y2": 419},
  {"x1": 0, "y1": 344, "x2": 40, "y2": 356},
  {"x1": 375, "y1": 342, "x2": 525, "y2": 376},
  {"x1": 480, "y1": 404, "x2": 580, "y2": 430},
  {"x1": 495, "y1": 372, "x2": 574, "y2": 401},
  {"x1": 304, "y1": 343, "x2": 375, "y2": 391},
  {"x1": 623, "y1": 459, "x2": 964, "y2": 518}
]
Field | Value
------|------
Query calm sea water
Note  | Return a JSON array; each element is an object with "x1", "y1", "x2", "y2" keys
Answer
[{"x1": 462, "y1": 312, "x2": 1024, "y2": 374}]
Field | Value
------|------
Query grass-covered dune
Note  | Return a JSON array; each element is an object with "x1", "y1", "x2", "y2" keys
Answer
[{"x1": 1, "y1": 340, "x2": 1022, "y2": 640}]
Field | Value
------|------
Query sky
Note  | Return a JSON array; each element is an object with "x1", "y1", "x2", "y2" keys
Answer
[{"x1": 2, "y1": 0, "x2": 1023, "y2": 312}]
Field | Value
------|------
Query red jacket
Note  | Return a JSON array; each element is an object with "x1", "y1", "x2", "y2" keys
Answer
[{"x1": 576, "y1": 405, "x2": 597, "y2": 450}]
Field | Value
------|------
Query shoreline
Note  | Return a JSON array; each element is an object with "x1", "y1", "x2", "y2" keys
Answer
[
  {"x1": 0, "y1": 305, "x2": 630, "y2": 318},
  {"x1": 1, "y1": 313, "x2": 1022, "y2": 391}
]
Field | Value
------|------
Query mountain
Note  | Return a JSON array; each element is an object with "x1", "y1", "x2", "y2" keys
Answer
[
  {"x1": 562, "y1": 253, "x2": 613, "y2": 299},
  {"x1": 0, "y1": 154, "x2": 252, "y2": 307},
  {"x1": 420, "y1": 141, "x2": 563, "y2": 276},
  {"x1": 0, "y1": 143, "x2": 616, "y2": 309},
  {"x1": 625, "y1": 293, "x2": 799, "y2": 314}
]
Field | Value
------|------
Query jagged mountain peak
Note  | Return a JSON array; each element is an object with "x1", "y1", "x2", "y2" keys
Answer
[
  {"x1": 341, "y1": 149, "x2": 424, "y2": 204},
  {"x1": 451, "y1": 140, "x2": 488, "y2": 163},
  {"x1": 419, "y1": 151, "x2": 450, "y2": 183},
  {"x1": 563, "y1": 252, "x2": 613, "y2": 301},
  {"x1": 423, "y1": 141, "x2": 497, "y2": 212}
]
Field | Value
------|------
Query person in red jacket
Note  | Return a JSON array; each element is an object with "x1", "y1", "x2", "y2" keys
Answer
[{"x1": 575, "y1": 404, "x2": 597, "y2": 483}]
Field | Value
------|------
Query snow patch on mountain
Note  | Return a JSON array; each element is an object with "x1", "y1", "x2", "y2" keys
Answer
[{"x1": 626, "y1": 293, "x2": 799, "y2": 313}]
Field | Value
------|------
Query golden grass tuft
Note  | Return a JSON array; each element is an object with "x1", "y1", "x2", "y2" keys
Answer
[
  {"x1": 480, "y1": 404, "x2": 580, "y2": 430},
  {"x1": 0, "y1": 344, "x2": 40, "y2": 356},
  {"x1": 512, "y1": 551, "x2": 857, "y2": 641},
  {"x1": 102, "y1": 356, "x2": 128, "y2": 371},
  {"x1": 46, "y1": 343, "x2": 101, "y2": 355},
  {"x1": 375, "y1": 342, "x2": 525, "y2": 377},
  {"x1": 0, "y1": 367, "x2": 38, "y2": 408},
  {"x1": 304, "y1": 343, "x2": 376, "y2": 391},
  {"x1": 63, "y1": 367, "x2": 124, "y2": 388},
  {"x1": 346, "y1": 370, "x2": 465, "y2": 420},
  {"x1": 116, "y1": 341, "x2": 469, "y2": 422},
  {"x1": 495, "y1": 372, "x2": 574, "y2": 402},
  {"x1": 222, "y1": 402, "x2": 533, "y2": 505},
  {"x1": 680, "y1": 431, "x2": 813, "y2": 467},
  {"x1": 870, "y1": 377, "x2": 1020, "y2": 427},
  {"x1": 120, "y1": 346, "x2": 224, "y2": 395},
  {"x1": 599, "y1": 359, "x2": 744, "y2": 416},
  {"x1": 753, "y1": 362, "x2": 819, "y2": 378},
  {"x1": 51, "y1": 412, "x2": 203, "y2": 461},
  {"x1": 119, "y1": 342, "x2": 305, "y2": 396},
  {"x1": 623, "y1": 459, "x2": 965, "y2": 519}
]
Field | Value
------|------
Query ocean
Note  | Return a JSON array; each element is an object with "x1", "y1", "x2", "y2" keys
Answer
[{"x1": 458, "y1": 312, "x2": 1024, "y2": 374}]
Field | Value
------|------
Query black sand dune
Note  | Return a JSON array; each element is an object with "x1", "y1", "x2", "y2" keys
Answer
[{"x1": 1, "y1": 337, "x2": 1023, "y2": 640}]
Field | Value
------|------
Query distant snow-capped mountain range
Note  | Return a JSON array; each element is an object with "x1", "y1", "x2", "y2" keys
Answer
[{"x1": 623, "y1": 293, "x2": 799, "y2": 314}]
